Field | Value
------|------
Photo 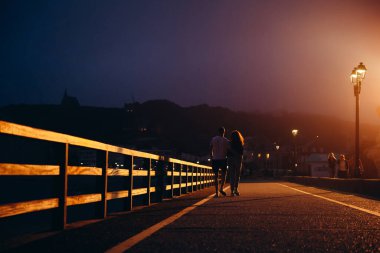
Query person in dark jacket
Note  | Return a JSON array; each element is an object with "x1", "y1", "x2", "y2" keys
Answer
[
  {"x1": 327, "y1": 152, "x2": 337, "y2": 178},
  {"x1": 228, "y1": 130, "x2": 244, "y2": 196}
]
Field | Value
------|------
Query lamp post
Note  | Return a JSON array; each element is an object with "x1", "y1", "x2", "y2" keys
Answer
[
  {"x1": 350, "y1": 62, "x2": 367, "y2": 178},
  {"x1": 275, "y1": 144, "x2": 280, "y2": 176},
  {"x1": 292, "y1": 129, "x2": 298, "y2": 175}
]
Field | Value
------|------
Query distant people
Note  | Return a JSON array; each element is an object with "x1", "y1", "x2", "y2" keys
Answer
[
  {"x1": 348, "y1": 157, "x2": 364, "y2": 178},
  {"x1": 210, "y1": 127, "x2": 229, "y2": 198},
  {"x1": 337, "y1": 154, "x2": 349, "y2": 178},
  {"x1": 228, "y1": 130, "x2": 244, "y2": 196},
  {"x1": 327, "y1": 153, "x2": 337, "y2": 178}
]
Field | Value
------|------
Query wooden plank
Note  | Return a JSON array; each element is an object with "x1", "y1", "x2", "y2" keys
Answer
[
  {"x1": 57, "y1": 143, "x2": 68, "y2": 229},
  {"x1": 132, "y1": 188, "x2": 148, "y2": 196},
  {"x1": 100, "y1": 150, "x2": 108, "y2": 218},
  {"x1": 107, "y1": 168, "x2": 129, "y2": 176},
  {"x1": 166, "y1": 171, "x2": 180, "y2": 176},
  {"x1": 133, "y1": 170, "x2": 148, "y2": 176},
  {"x1": 147, "y1": 160, "x2": 152, "y2": 205},
  {"x1": 106, "y1": 190, "x2": 129, "y2": 200},
  {"x1": 67, "y1": 166, "x2": 102, "y2": 176},
  {"x1": 0, "y1": 164, "x2": 59, "y2": 176},
  {"x1": 0, "y1": 121, "x2": 160, "y2": 160},
  {"x1": 66, "y1": 193, "x2": 102, "y2": 206},
  {"x1": 128, "y1": 157, "x2": 133, "y2": 211},
  {"x1": 168, "y1": 158, "x2": 211, "y2": 169},
  {"x1": 0, "y1": 198, "x2": 59, "y2": 218}
]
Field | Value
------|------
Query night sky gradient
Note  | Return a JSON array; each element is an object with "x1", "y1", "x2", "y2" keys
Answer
[{"x1": 1, "y1": 0, "x2": 380, "y2": 123}]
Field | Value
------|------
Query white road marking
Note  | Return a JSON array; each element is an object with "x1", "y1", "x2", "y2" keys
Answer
[
  {"x1": 105, "y1": 187, "x2": 229, "y2": 253},
  {"x1": 277, "y1": 183, "x2": 380, "y2": 217}
]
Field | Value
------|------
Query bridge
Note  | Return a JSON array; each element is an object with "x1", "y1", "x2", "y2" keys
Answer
[{"x1": 0, "y1": 121, "x2": 379, "y2": 252}]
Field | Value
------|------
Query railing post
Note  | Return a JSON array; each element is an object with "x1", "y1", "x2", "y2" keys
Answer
[
  {"x1": 200, "y1": 167, "x2": 203, "y2": 190},
  {"x1": 179, "y1": 164, "x2": 182, "y2": 196},
  {"x1": 98, "y1": 150, "x2": 108, "y2": 219},
  {"x1": 185, "y1": 165, "x2": 188, "y2": 194},
  {"x1": 56, "y1": 143, "x2": 68, "y2": 230},
  {"x1": 128, "y1": 156, "x2": 134, "y2": 211},
  {"x1": 146, "y1": 159, "x2": 151, "y2": 206},
  {"x1": 202, "y1": 168, "x2": 206, "y2": 189},
  {"x1": 190, "y1": 166, "x2": 194, "y2": 192},
  {"x1": 196, "y1": 167, "x2": 199, "y2": 191},
  {"x1": 171, "y1": 163, "x2": 174, "y2": 198}
]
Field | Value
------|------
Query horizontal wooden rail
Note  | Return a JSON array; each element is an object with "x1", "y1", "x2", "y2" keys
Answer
[
  {"x1": 132, "y1": 188, "x2": 147, "y2": 196},
  {"x1": 106, "y1": 190, "x2": 129, "y2": 200},
  {"x1": 168, "y1": 158, "x2": 211, "y2": 169},
  {"x1": 0, "y1": 121, "x2": 160, "y2": 160},
  {"x1": 68, "y1": 166, "x2": 102, "y2": 176},
  {"x1": 67, "y1": 194, "x2": 102, "y2": 206},
  {"x1": 133, "y1": 170, "x2": 148, "y2": 176},
  {"x1": 0, "y1": 164, "x2": 59, "y2": 176},
  {"x1": 0, "y1": 198, "x2": 59, "y2": 218},
  {"x1": 107, "y1": 168, "x2": 129, "y2": 176},
  {"x1": 167, "y1": 171, "x2": 181, "y2": 176}
]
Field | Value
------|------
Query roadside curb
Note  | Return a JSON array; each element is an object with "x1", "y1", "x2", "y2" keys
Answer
[{"x1": 283, "y1": 176, "x2": 380, "y2": 199}]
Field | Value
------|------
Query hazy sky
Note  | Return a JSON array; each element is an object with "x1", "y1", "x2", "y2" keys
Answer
[{"x1": 1, "y1": 0, "x2": 380, "y2": 123}]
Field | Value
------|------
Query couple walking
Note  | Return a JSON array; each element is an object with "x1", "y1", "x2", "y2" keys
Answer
[{"x1": 209, "y1": 127, "x2": 244, "y2": 198}]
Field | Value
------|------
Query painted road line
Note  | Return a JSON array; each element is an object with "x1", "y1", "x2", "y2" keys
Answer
[
  {"x1": 105, "y1": 186, "x2": 230, "y2": 253},
  {"x1": 278, "y1": 183, "x2": 380, "y2": 217}
]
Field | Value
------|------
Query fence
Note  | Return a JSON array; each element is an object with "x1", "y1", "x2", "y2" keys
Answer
[{"x1": 0, "y1": 120, "x2": 213, "y2": 233}]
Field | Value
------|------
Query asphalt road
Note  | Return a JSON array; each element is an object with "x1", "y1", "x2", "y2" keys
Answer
[{"x1": 4, "y1": 181, "x2": 380, "y2": 253}]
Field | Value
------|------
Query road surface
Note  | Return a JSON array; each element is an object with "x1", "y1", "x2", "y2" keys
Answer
[{"x1": 4, "y1": 180, "x2": 380, "y2": 253}]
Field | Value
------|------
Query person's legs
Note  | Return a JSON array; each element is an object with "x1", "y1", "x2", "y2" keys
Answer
[
  {"x1": 219, "y1": 159, "x2": 227, "y2": 195},
  {"x1": 234, "y1": 158, "x2": 242, "y2": 192},
  {"x1": 212, "y1": 160, "x2": 219, "y2": 197},
  {"x1": 229, "y1": 159, "x2": 236, "y2": 195}
]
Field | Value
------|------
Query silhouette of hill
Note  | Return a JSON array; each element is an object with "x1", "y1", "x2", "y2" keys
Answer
[{"x1": 1, "y1": 100, "x2": 379, "y2": 159}]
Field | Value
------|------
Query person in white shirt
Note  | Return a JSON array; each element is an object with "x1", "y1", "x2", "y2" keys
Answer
[
  {"x1": 209, "y1": 127, "x2": 229, "y2": 198},
  {"x1": 337, "y1": 154, "x2": 349, "y2": 178}
]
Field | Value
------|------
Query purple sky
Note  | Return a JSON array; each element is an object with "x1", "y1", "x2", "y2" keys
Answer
[{"x1": 1, "y1": 0, "x2": 380, "y2": 123}]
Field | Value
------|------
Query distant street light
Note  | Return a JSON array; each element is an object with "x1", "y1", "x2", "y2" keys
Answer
[
  {"x1": 291, "y1": 129, "x2": 298, "y2": 174},
  {"x1": 350, "y1": 62, "x2": 367, "y2": 178}
]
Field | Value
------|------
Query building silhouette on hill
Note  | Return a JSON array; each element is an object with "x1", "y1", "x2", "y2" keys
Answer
[{"x1": 61, "y1": 89, "x2": 80, "y2": 108}]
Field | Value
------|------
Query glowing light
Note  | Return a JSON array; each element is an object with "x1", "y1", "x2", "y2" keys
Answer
[
  {"x1": 266, "y1": 153, "x2": 270, "y2": 159},
  {"x1": 351, "y1": 68, "x2": 358, "y2": 84},
  {"x1": 292, "y1": 129, "x2": 298, "y2": 137},
  {"x1": 356, "y1": 62, "x2": 367, "y2": 78}
]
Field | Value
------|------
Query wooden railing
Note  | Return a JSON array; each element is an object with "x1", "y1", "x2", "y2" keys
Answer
[{"x1": 0, "y1": 121, "x2": 213, "y2": 230}]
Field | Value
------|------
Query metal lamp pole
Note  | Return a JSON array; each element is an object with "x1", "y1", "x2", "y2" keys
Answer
[
  {"x1": 350, "y1": 62, "x2": 367, "y2": 178},
  {"x1": 275, "y1": 145, "x2": 280, "y2": 176},
  {"x1": 291, "y1": 129, "x2": 298, "y2": 175}
]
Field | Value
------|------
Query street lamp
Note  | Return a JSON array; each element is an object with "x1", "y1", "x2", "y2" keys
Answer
[
  {"x1": 275, "y1": 145, "x2": 280, "y2": 176},
  {"x1": 350, "y1": 62, "x2": 367, "y2": 178},
  {"x1": 291, "y1": 129, "x2": 298, "y2": 174}
]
